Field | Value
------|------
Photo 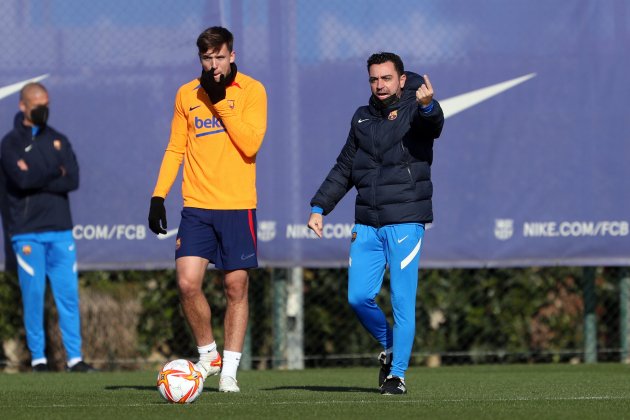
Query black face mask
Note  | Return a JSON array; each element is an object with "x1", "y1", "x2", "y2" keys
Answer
[{"x1": 30, "y1": 105, "x2": 49, "y2": 127}]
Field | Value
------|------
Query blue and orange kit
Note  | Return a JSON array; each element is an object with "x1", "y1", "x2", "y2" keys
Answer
[{"x1": 152, "y1": 71, "x2": 267, "y2": 209}]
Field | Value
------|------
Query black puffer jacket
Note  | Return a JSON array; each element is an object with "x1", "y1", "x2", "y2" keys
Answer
[
  {"x1": 0, "y1": 112, "x2": 79, "y2": 236},
  {"x1": 310, "y1": 72, "x2": 444, "y2": 227}
]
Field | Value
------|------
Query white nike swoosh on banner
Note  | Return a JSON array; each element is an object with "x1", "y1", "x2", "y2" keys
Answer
[
  {"x1": 441, "y1": 73, "x2": 536, "y2": 119},
  {"x1": 0, "y1": 74, "x2": 50, "y2": 101},
  {"x1": 157, "y1": 228, "x2": 179, "y2": 240}
]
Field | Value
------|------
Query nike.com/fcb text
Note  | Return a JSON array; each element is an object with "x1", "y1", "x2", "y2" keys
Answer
[
  {"x1": 73, "y1": 224, "x2": 146, "y2": 240},
  {"x1": 523, "y1": 221, "x2": 628, "y2": 238}
]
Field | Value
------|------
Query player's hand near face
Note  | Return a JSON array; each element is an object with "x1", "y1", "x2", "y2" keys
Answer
[
  {"x1": 307, "y1": 213, "x2": 323, "y2": 238},
  {"x1": 200, "y1": 67, "x2": 227, "y2": 104},
  {"x1": 416, "y1": 74, "x2": 434, "y2": 107}
]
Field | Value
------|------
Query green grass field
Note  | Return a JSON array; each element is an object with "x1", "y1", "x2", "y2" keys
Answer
[{"x1": 1, "y1": 364, "x2": 629, "y2": 419}]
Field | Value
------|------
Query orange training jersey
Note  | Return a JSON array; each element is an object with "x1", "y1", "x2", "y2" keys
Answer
[{"x1": 152, "y1": 71, "x2": 267, "y2": 209}]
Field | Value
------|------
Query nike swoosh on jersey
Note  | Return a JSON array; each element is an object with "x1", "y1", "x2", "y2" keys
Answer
[
  {"x1": 441, "y1": 73, "x2": 536, "y2": 119},
  {"x1": 157, "y1": 228, "x2": 179, "y2": 240},
  {"x1": 397, "y1": 235, "x2": 408, "y2": 244},
  {"x1": 358, "y1": 118, "x2": 370, "y2": 123},
  {"x1": 189, "y1": 105, "x2": 201, "y2": 111},
  {"x1": 0, "y1": 74, "x2": 50, "y2": 101}
]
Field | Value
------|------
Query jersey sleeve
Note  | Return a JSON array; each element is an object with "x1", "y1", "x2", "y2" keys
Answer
[
  {"x1": 152, "y1": 87, "x2": 188, "y2": 198},
  {"x1": 213, "y1": 80, "x2": 267, "y2": 158}
]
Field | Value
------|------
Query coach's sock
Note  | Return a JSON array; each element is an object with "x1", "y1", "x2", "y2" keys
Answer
[
  {"x1": 221, "y1": 350, "x2": 241, "y2": 379},
  {"x1": 31, "y1": 357, "x2": 47, "y2": 367},
  {"x1": 67, "y1": 357, "x2": 83, "y2": 368}
]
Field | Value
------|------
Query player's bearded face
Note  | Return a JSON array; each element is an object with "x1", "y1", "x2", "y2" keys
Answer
[
  {"x1": 199, "y1": 43, "x2": 235, "y2": 81},
  {"x1": 368, "y1": 61, "x2": 406, "y2": 102}
]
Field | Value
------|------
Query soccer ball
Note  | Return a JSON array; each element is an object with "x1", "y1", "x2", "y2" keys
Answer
[{"x1": 157, "y1": 359, "x2": 204, "y2": 403}]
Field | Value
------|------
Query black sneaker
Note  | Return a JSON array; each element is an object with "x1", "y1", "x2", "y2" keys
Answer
[
  {"x1": 32, "y1": 363, "x2": 49, "y2": 373},
  {"x1": 67, "y1": 361, "x2": 98, "y2": 373},
  {"x1": 381, "y1": 375, "x2": 407, "y2": 395},
  {"x1": 378, "y1": 352, "x2": 392, "y2": 388}
]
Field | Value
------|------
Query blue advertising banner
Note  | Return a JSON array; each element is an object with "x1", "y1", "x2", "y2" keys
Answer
[{"x1": 0, "y1": 0, "x2": 628, "y2": 269}]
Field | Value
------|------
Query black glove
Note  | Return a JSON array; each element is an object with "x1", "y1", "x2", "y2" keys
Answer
[
  {"x1": 200, "y1": 68, "x2": 226, "y2": 104},
  {"x1": 148, "y1": 197, "x2": 167, "y2": 235}
]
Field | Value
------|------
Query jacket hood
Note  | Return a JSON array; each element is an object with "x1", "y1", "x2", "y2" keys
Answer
[
  {"x1": 13, "y1": 112, "x2": 25, "y2": 129},
  {"x1": 402, "y1": 71, "x2": 425, "y2": 94}
]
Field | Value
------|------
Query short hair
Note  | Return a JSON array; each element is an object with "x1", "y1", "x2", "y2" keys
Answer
[
  {"x1": 20, "y1": 82, "x2": 47, "y2": 101},
  {"x1": 197, "y1": 26, "x2": 234, "y2": 54},
  {"x1": 367, "y1": 52, "x2": 405, "y2": 76}
]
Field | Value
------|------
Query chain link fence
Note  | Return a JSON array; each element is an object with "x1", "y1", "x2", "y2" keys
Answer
[{"x1": 1, "y1": 267, "x2": 629, "y2": 371}]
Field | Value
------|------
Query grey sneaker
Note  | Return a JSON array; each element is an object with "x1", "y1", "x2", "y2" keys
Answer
[{"x1": 381, "y1": 375, "x2": 407, "y2": 395}]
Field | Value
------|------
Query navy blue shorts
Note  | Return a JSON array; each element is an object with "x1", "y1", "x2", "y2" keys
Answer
[{"x1": 175, "y1": 208, "x2": 258, "y2": 270}]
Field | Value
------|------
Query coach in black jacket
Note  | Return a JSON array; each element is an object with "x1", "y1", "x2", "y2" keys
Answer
[
  {"x1": 2, "y1": 111, "x2": 78, "y2": 236},
  {"x1": 308, "y1": 52, "x2": 444, "y2": 395},
  {"x1": 0, "y1": 82, "x2": 94, "y2": 373}
]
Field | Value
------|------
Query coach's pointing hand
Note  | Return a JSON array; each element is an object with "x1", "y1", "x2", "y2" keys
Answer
[
  {"x1": 148, "y1": 196, "x2": 167, "y2": 235},
  {"x1": 200, "y1": 68, "x2": 227, "y2": 104},
  {"x1": 416, "y1": 74, "x2": 434, "y2": 108},
  {"x1": 308, "y1": 213, "x2": 324, "y2": 238}
]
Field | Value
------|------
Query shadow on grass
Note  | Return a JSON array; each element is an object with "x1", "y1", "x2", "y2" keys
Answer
[
  {"x1": 105, "y1": 385, "x2": 377, "y2": 393},
  {"x1": 105, "y1": 385, "x2": 223, "y2": 393},
  {"x1": 105, "y1": 385, "x2": 157, "y2": 391},
  {"x1": 262, "y1": 386, "x2": 378, "y2": 393}
]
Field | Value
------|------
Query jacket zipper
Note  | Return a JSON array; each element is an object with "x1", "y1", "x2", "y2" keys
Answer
[
  {"x1": 371, "y1": 121, "x2": 380, "y2": 227},
  {"x1": 23, "y1": 130, "x2": 37, "y2": 220}
]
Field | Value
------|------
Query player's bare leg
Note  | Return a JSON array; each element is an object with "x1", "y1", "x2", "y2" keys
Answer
[
  {"x1": 177, "y1": 256, "x2": 213, "y2": 343},
  {"x1": 223, "y1": 269, "x2": 249, "y2": 351},
  {"x1": 219, "y1": 269, "x2": 249, "y2": 392},
  {"x1": 176, "y1": 256, "x2": 221, "y2": 379}
]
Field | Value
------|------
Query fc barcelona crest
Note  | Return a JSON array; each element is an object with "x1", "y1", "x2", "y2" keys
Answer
[
  {"x1": 227, "y1": 100, "x2": 235, "y2": 109},
  {"x1": 53, "y1": 139, "x2": 62, "y2": 150},
  {"x1": 387, "y1": 110, "x2": 398, "y2": 120},
  {"x1": 22, "y1": 245, "x2": 32, "y2": 255}
]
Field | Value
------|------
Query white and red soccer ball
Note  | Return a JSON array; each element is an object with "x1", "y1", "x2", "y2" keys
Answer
[{"x1": 157, "y1": 359, "x2": 204, "y2": 403}]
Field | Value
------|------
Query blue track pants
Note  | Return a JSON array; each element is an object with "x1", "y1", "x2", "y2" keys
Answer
[
  {"x1": 12, "y1": 230, "x2": 82, "y2": 362},
  {"x1": 348, "y1": 223, "x2": 425, "y2": 378}
]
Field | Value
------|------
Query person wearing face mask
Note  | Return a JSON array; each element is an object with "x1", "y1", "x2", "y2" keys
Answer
[
  {"x1": 0, "y1": 82, "x2": 95, "y2": 373},
  {"x1": 307, "y1": 52, "x2": 444, "y2": 395},
  {"x1": 147, "y1": 26, "x2": 267, "y2": 393}
]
